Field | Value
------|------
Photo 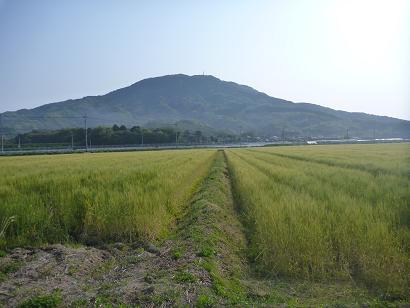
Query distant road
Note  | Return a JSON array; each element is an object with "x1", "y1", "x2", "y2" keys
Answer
[
  {"x1": 0, "y1": 142, "x2": 271, "y2": 156},
  {"x1": 1, "y1": 139, "x2": 408, "y2": 156}
]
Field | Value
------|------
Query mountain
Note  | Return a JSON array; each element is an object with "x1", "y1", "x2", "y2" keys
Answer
[{"x1": 1, "y1": 74, "x2": 409, "y2": 138}]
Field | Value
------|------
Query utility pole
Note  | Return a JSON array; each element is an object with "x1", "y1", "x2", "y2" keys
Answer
[
  {"x1": 281, "y1": 127, "x2": 285, "y2": 144},
  {"x1": 71, "y1": 132, "x2": 74, "y2": 150},
  {"x1": 346, "y1": 128, "x2": 349, "y2": 140},
  {"x1": 373, "y1": 128, "x2": 376, "y2": 142},
  {"x1": 0, "y1": 114, "x2": 3, "y2": 153},
  {"x1": 141, "y1": 127, "x2": 144, "y2": 146},
  {"x1": 18, "y1": 136, "x2": 21, "y2": 149},
  {"x1": 175, "y1": 123, "x2": 178, "y2": 147},
  {"x1": 84, "y1": 114, "x2": 88, "y2": 151},
  {"x1": 239, "y1": 126, "x2": 242, "y2": 147}
]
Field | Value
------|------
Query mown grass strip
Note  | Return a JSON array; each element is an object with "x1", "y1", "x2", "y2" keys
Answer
[{"x1": 173, "y1": 150, "x2": 251, "y2": 306}]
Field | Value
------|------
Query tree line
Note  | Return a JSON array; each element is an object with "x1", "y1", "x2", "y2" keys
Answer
[{"x1": 7, "y1": 125, "x2": 239, "y2": 147}]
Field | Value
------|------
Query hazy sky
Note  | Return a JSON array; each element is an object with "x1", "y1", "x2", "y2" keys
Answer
[{"x1": 0, "y1": 0, "x2": 409, "y2": 119}]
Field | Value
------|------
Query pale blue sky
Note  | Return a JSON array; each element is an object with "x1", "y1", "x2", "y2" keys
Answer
[{"x1": 0, "y1": 0, "x2": 409, "y2": 119}]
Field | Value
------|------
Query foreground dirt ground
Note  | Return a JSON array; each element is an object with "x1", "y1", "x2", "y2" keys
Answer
[{"x1": 1, "y1": 240, "x2": 212, "y2": 306}]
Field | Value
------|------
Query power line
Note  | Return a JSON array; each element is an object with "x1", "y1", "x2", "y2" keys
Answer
[
  {"x1": 0, "y1": 114, "x2": 83, "y2": 119},
  {"x1": 1, "y1": 113, "x2": 143, "y2": 126},
  {"x1": 0, "y1": 113, "x2": 144, "y2": 129}
]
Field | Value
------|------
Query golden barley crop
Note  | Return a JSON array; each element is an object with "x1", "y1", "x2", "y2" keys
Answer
[
  {"x1": 226, "y1": 143, "x2": 410, "y2": 297},
  {"x1": 0, "y1": 149, "x2": 215, "y2": 247}
]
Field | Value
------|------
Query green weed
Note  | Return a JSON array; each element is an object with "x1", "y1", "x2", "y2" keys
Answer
[
  {"x1": 195, "y1": 293, "x2": 215, "y2": 307},
  {"x1": 170, "y1": 246, "x2": 184, "y2": 259},
  {"x1": 18, "y1": 290, "x2": 61, "y2": 308},
  {"x1": 174, "y1": 270, "x2": 196, "y2": 283},
  {"x1": 197, "y1": 245, "x2": 214, "y2": 257}
]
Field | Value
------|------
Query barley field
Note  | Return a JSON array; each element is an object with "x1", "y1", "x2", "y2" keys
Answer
[
  {"x1": 226, "y1": 143, "x2": 410, "y2": 297},
  {"x1": 0, "y1": 150, "x2": 215, "y2": 247},
  {"x1": 0, "y1": 144, "x2": 409, "y2": 299}
]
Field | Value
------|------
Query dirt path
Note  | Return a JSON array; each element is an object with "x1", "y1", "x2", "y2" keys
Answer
[{"x1": 0, "y1": 150, "x2": 250, "y2": 307}]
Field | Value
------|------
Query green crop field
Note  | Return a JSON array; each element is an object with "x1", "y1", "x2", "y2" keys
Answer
[
  {"x1": 0, "y1": 143, "x2": 409, "y2": 305},
  {"x1": 0, "y1": 149, "x2": 215, "y2": 247},
  {"x1": 226, "y1": 143, "x2": 410, "y2": 298}
]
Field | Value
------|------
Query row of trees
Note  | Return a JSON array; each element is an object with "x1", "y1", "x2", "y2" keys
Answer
[{"x1": 9, "y1": 125, "x2": 238, "y2": 147}]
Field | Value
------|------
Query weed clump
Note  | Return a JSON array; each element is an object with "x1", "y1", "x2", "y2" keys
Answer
[
  {"x1": 195, "y1": 293, "x2": 215, "y2": 307},
  {"x1": 174, "y1": 270, "x2": 196, "y2": 283},
  {"x1": 197, "y1": 245, "x2": 214, "y2": 257},
  {"x1": 171, "y1": 246, "x2": 184, "y2": 259},
  {"x1": 18, "y1": 290, "x2": 61, "y2": 308}
]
